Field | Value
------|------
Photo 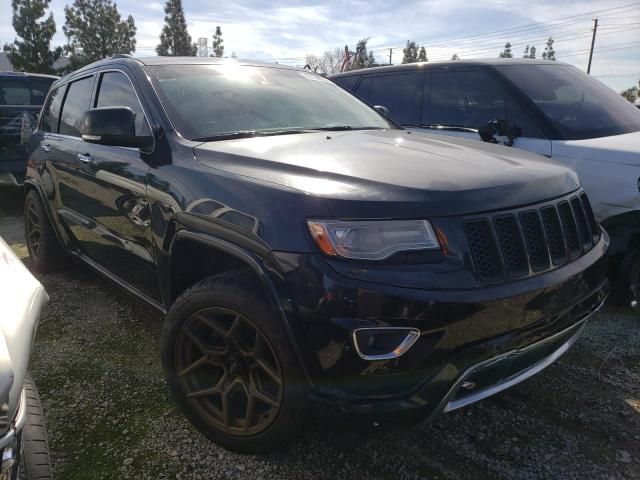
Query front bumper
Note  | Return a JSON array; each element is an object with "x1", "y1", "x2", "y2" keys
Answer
[
  {"x1": 267, "y1": 232, "x2": 609, "y2": 417},
  {"x1": 0, "y1": 388, "x2": 27, "y2": 479}
]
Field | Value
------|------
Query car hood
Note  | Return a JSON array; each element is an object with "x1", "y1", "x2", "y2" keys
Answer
[
  {"x1": 553, "y1": 130, "x2": 640, "y2": 165},
  {"x1": 194, "y1": 129, "x2": 579, "y2": 217}
]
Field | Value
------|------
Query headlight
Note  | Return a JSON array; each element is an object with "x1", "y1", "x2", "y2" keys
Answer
[{"x1": 307, "y1": 219, "x2": 440, "y2": 260}]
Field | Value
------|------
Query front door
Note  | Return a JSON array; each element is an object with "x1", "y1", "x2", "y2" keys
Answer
[
  {"x1": 72, "y1": 69, "x2": 158, "y2": 300},
  {"x1": 419, "y1": 67, "x2": 552, "y2": 157}
]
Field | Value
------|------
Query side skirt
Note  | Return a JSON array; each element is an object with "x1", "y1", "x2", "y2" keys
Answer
[{"x1": 68, "y1": 249, "x2": 167, "y2": 314}]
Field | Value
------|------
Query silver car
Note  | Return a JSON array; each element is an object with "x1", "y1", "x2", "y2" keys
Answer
[{"x1": 0, "y1": 237, "x2": 51, "y2": 479}]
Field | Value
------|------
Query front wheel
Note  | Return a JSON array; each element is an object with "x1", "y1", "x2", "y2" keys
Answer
[{"x1": 161, "y1": 272, "x2": 308, "y2": 453}]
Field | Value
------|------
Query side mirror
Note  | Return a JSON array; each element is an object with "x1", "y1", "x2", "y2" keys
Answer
[
  {"x1": 374, "y1": 105, "x2": 390, "y2": 117},
  {"x1": 80, "y1": 107, "x2": 152, "y2": 149}
]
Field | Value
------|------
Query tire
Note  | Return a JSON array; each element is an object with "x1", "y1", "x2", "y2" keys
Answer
[
  {"x1": 18, "y1": 373, "x2": 53, "y2": 480},
  {"x1": 617, "y1": 248, "x2": 640, "y2": 308},
  {"x1": 161, "y1": 271, "x2": 308, "y2": 453},
  {"x1": 24, "y1": 189, "x2": 65, "y2": 273}
]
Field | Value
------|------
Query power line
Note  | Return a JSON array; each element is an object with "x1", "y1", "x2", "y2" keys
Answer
[{"x1": 368, "y1": 1, "x2": 640, "y2": 52}]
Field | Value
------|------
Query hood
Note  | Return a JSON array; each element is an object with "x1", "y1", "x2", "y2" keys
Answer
[
  {"x1": 553, "y1": 130, "x2": 640, "y2": 165},
  {"x1": 194, "y1": 129, "x2": 579, "y2": 217}
]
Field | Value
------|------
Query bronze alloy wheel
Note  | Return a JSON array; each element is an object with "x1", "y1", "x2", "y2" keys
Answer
[
  {"x1": 25, "y1": 199, "x2": 42, "y2": 260},
  {"x1": 174, "y1": 307, "x2": 284, "y2": 436}
]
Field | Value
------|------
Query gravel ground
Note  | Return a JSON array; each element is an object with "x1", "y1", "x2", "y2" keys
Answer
[{"x1": 1, "y1": 189, "x2": 639, "y2": 480}]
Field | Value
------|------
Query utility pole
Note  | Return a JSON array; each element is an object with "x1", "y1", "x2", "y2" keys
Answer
[
  {"x1": 389, "y1": 48, "x2": 392, "y2": 65},
  {"x1": 587, "y1": 18, "x2": 598, "y2": 74}
]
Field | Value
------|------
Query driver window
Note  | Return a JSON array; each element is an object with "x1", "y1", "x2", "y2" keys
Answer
[
  {"x1": 95, "y1": 71, "x2": 150, "y2": 136},
  {"x1": 427, "y1": 69, "x2": 543, "y2": 138}
]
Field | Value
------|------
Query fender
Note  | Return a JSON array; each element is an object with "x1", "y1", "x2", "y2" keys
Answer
[
  {"x1": 167, "y1": 228, "x2": 315, "y2": 387},
  {"x1": 601, "y1": 210, "x2": 640, "y2": 257}
]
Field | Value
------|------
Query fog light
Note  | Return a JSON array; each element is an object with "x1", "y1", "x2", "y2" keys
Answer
[{"x1": 352, "y1": 327, "x2": 421, "y2": 361}]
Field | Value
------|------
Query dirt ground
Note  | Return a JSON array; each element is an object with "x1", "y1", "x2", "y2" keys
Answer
[{"x1": 1, "y1": 189, "x2": 639, "y2": 480}]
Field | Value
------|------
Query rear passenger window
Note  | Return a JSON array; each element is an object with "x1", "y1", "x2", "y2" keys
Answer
[
  {"x1": 95, "y1": 71, "x2": 150, "y2": 136},
  {"x1": 428, "y1": 69, "x2": 542, "y2": 138},
  {"x1": 355, "y1": 74, "x2": 423, "y2": 126},
  {"x1": 333, "y1": 76, "x2": 359, "y2": 92},
  {"x1": 59, "y1": 76, "x2": 94, "y2": 137},
  {"x1": 40, "y1": 86, "x2": 64, "y2": 133}
]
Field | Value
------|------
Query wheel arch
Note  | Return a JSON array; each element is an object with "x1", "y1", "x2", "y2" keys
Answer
[{"x1": 166, "y1": 229, "x2": 315, "y2": 386}]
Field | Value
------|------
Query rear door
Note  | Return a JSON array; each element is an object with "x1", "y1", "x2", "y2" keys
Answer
[
  {"x1": 71, "y1": 68, "x2": 158, "y2": 299},
  {"x1": 48, "y1": 74, "x2": 97, "y2": 245},
  {"x1": 422, "y1": 67, "x2": 551, "y2": 156}
]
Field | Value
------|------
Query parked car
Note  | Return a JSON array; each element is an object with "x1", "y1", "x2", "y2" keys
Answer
[
  {"x1": 331, "y1": 60, "x2": 640, "y2": 295},
  {"x1": 0, "y1": 237, "x2": 52, "y2": 479},
  {"x1": 0, "y1": 72, "x2": 58, "y2": 187},
  {"x1": 24, "y1": 56, "x2": 608, "y2": 453}
]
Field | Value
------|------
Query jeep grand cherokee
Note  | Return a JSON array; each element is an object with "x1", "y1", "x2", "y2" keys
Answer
[{"x1": 24, "y1": 56, "x2": 608, "y2": 453}]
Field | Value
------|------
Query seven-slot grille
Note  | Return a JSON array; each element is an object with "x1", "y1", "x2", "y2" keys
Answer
[{"x1": 465, "y1": 192, "x2": 600, "y2": 282}]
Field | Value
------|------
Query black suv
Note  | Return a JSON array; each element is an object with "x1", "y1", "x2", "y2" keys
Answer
[{"x1": 24, "y1": 56, "x2": 608, "y2": 453}]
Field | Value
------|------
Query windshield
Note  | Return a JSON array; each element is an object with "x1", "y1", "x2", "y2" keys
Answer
[
  {"x1": 496, "y1": 64, "x2": 640, "y2": 140},
  {"x1": 0, "y1": 76, "x2": 55, "y2": 106},
  {"x1": 145, "y1": 64, "x2": 394, "y2": 141}
]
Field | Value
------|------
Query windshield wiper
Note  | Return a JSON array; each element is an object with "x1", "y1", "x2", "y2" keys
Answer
[
  {"x1": 194, "y1": 128, "x2": 313, "y2": 142},
  {"x1": 311, "y1": 125, "x2": 386, "y2": 131},
  {"x1": 402, "y1": 124, "x2": 479, "y2": 133}
]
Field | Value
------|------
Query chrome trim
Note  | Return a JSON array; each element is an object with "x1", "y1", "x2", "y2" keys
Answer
[
  {"x1": 352, "y1": 327, "x2": 421, "y2": 361},
  {"x1": 442, "y1": 297, "x2": 606, "y2": 413},
  {"x1": 0, "y1": 388, "x2": 27, "y2": 450}
]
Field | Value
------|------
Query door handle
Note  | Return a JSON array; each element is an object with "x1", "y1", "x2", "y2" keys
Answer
[
  {"x1": 41, "y1": 143, "x2": 51, "y2": 153},
  {"x1": 77, "y1": 153, "x2": 92, "y2": 164}
]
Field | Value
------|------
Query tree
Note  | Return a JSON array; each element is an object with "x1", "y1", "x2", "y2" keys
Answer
[
  {"x1": 3, "y1": 0, "x2": 62, "y2": 74},
  {"x1": 211, "y1": 25, "x2": 224, "y2": 58},
  {"x1": 529, "y1": 46, "x2": 536, "y2": 59},
  {"x1": 402, "y1": 41, "x2": 418, "y2": 64},
  {"x1": 499, "y1": 42, "x2": 513, "y2": 58},
  {"x1": 366, "y1": 50, "x2": 376, "y2": 67},
  {"x1": 417, "y1": 46, "x2": 427, "y2": 62},
  {"x1": 451, "y1": 53, "x2": 460, "y2": 60},
  {"x1": 542, "y1": 37, "x2": 556, "y2": 60},
  {"x1": 523, "y1": 45, "x2": 529, "y2": 58},
  {"x1": 63, "y1": 0, "x2": 136, "y2": 71},
  {"x1": 349, "y1": 38, "x2": 373, "y2": 70},
  {"x1": 156, "y1": 0, "x2": 196, "y2": 56},
  {"x1": 620, "y1": 80, "x2": 639, "y2": 103},
  {"x1": 304, "y1": 48, "x2": 344, "y2": 75}
]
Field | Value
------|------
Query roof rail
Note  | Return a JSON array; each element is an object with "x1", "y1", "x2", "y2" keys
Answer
[{"x1": 111, "y1": 54, "x2": 132, "y2": 59}]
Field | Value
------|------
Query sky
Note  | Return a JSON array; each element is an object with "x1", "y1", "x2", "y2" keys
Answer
[{"x1": 0, "y1": 0, "x2": 638, "y2": 91}]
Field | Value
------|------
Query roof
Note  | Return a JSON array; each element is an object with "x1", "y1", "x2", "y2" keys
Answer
[
  {"x1": 68, "y1": 55, "x2": 298, "y2": 75},
  {"x1": 330, "y1": 58, "x2": 567, "y2": 77}
]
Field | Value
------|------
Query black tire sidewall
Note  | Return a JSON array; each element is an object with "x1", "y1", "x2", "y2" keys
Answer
[
  {"x1": 161, "y1": 274, "x2": 308, "y2": 453},
  {"x1": 19, "y1": 373, "x2": 52, "y2": 480},
  {"x1": 24, "y1": 190, "x2": 63, "y2": 273}
]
